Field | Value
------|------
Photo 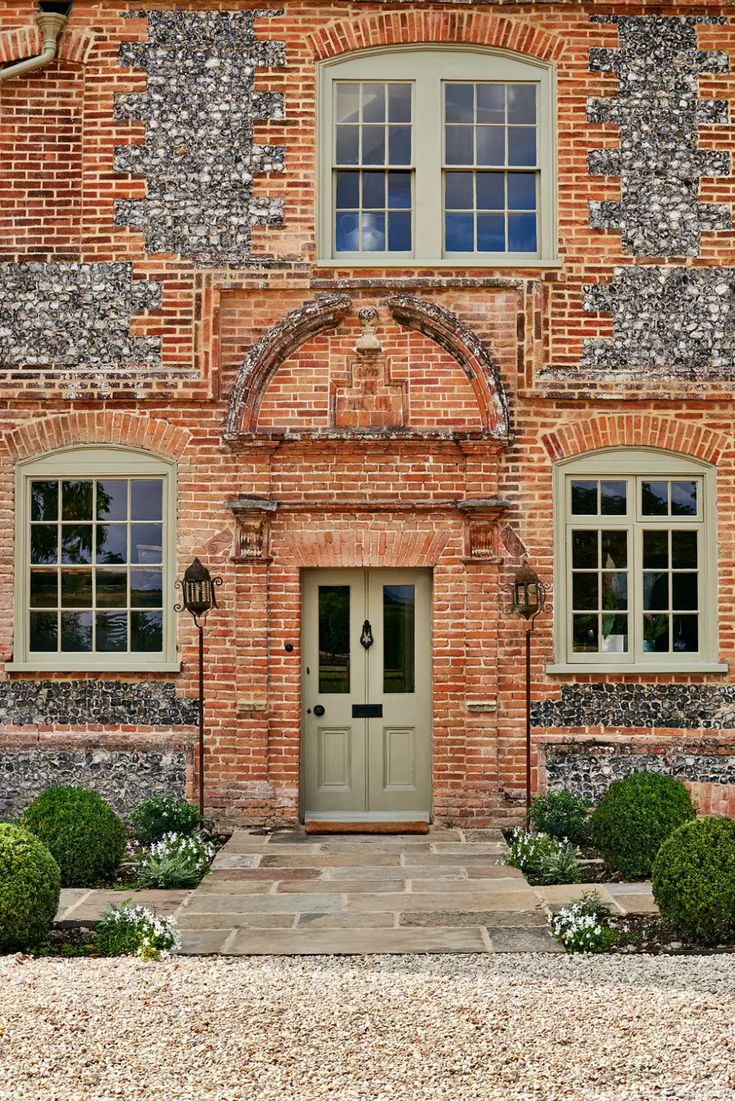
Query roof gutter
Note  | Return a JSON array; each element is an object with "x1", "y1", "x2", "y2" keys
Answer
[{"x1": 0, "y1": 11, "x2": 68, "y2": 83}]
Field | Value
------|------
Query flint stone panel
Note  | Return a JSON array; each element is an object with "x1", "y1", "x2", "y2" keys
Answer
[
  {"x1": 545, "y1": 745, "x2": 735, "y2": 804},
  {"x1": 115, "y1": 10, "x2": 285, "y2": 263},
  {"x1": 532, "y1": 682, "x2": 735, "y2": 730},
  {"x1": 0, "y1": 263, "x2": 162, "y2": 369},
  {"x1": 587, "y1": 15, "x2": 730, "y2": 258},
  {"x1": 0, "y1": 680, "x2": 197, "y2": 727},
  {"x1": 0, "y1": 747, "x2": 186, "y2": 819}
]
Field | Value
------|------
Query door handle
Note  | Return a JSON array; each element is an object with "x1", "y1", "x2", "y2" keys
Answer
[{"x1": 313, "y1": 705, "x2": 325, "y2": 717}]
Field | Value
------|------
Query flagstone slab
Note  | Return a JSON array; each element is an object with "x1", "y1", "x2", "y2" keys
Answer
[
  {"x1": 225, "y1": 926, "x2": 489, "y2": 955},
  {"x1": 463, "y1": 830, "x2": 506, "y2": 843},
  {"x1": 487, "y1": 927, "x2": 565, "y2": 953},
  {"x1": 194, "y1": 879, "x2": 278, "y2": 895},
  {"x1": 345, "y1": 891, "x2": 540, "y2": 913},
  {"x1": 204, "y1": 867, "x2": 320, "y2": 881},
  {"x1": 177, "y1": 913, "x2": 294, "y2": 931},
  {"x1": 612, "y1": 892, "x2": 659, "y2": 915},
  {"x1": 295, "y1": 912, "x2": 396, "y2": 929},
  {"x1": 402, "y1": 853, "x2": 504, "y2": 867},
  {"x1": 210, "y1": 853, "x2": 262, "y2": 870},
  {"x1": 187, "y1": 892, "x2": 343, "y2": 915},
  {"x1": 533, "y1": 884, "x2": 621, "y2": 911},
  {"x1": 605, "y1": 881, "x2": 654, "y2": 895},
  {"x1": 55, "y1": 889, "x2": 93, "y2": 923},
  {"x1": 260, "y1": 853, "x2": 402, "y2": 868},
  {"x1": 407, "y1": 877, "x2": 528, "y2": 894},
  {"x1": 324, "y1": 865, "x2": 465, "y2": 880},
  {"x1": 178, "y1": 929, "x2": 234, "y2": 955},
  {"x1": 277, "y1": 879, "x2": 400, "y2": 894},
  {"x1": 430, "y1": 843, "x2": 506, "y2": 855},
  {"x1": 400, "y1": 909, "x2": 548, "y2": 929}
]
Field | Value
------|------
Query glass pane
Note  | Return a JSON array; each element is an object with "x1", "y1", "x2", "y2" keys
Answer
[
  {"x1": 507, "y1": 172, "x2": 536, "y2": 210},
  {"x1": 336, "y1": 212, "x2": 359, "y2": 252},
  {"x1": 30, "y1": 570, "x2": 57, "y2": 608},
  {"x1": 388, "y1": 126, "x2": 411, "y2": 165},
  {"x1": 62, "y1": 480, "x2": 93, "y2": 521},
  {"x1": 643, "y1": 530, "x2": 669, "y2": 569},
  {"x1": 642, "y1": 481, "x2": 668, "y2": 516},
  {"x1": 601, "y1": 531, "x2": 627, "y2": 569},
  {"x1": 507, "y1": 127, "x2": 536, "y2": 166},
  {"x1": 131, "y1": 481, "x2": 162, "y2": 521},
  {"x1": 445, "y1": 83, "x2": 474, "y2": 123},
  {"x1": 31, "y1": 481, "x2": 58, "y2": 522},
  {"x1": 672, "y1": 615, "x2": 698, "y2": 652},
  {"x1": 336, "y1": 125, "x2": 359, "y2": 164},
  {"x1": 318, "y1": 585, "x2": 350, "y2": 694},
  {"x1": 362, "y1": 83, "x2": 385, "y2": 123},
  {"x1": 673, "y1": 573, "x2": 698, "y2": 611},
  {"x1": 508, "y1": 85, "x2": 536, "y2": 123},
  {"x1": 602, "y1": 614, "x2": 628, "y2": 652},
  {"x1": 445, "y1": 172, "x2": 474, "y2": 209},
  {"x1": 96, "y1": 569, "x2": 128, "y2": 608},
  {"x1": 361, "y1": 212, "x2": 385, "y2": 251},
  {"x1": 130, "y1": 569, "x2": 163, "y2": 608},
  {"x1": 131, "y1": 610, "x2": 163, "y2": 653},
  {"x1": 336, "y1": 83, "x2": 360, "y2": 124},
  {"x1": 96, "y1": 611, "x2": 127, "y2": 653},
  {"x1": 571, "y1": 530, "x2": 598, "y2": 569},
  {"x1": 671, "y1": 481, "x2": 697, "y2": 517},
  {"x1": 643, "y1": 572, "x2": 669, "y2": 611},
  {"x1": 643, "y1": 614, "x2": 669, "y2": 653},
  {"x1": 96, "y1": 524, "x2": 127, "y2": 565},
  {"x1": 61, "y1": 611, "x2": 93, "y2": 652},
  {"x1": 476, "y1": 84, "x2": 505, "y2": 123},
  {"x1": 362, "y1": 126, "x2": 385, "y2": 166},
  {"x1": 602, "y1": 571, "x2": 627, "y2": 610},
  {"x1": 571, "y1": 480, "x2": 597, "y2": 515},
  {"x1": 477, "y1": 215, "x2": 505, "y2": 252},
  {"x1": 61, "y1": 569, "x2": 93, "y2": 608},
  {"x1": 476, "y1": 127, "x2": 504, "y2": 166},
  {"x1": 388, "y1": 212, "x2": 411, "y2": 252},
  {"x1": 601, "y1": 481, "x2": 627, "y2": 516},
  {"x1": 445, "y1": 212, "x2": 474, "y2": 252},
  {"x1": 445, "y1": 126, "x2": 473, "y2": 165},
  {"x1": 476, "y1": 173, "x2": 504, "y2": 210},
  {"x1": 384, "y1": 585, "x2": 415, "y2": 693},
  {"x1": 572, "y1": 573, "x2": 598, "y2": 611},
  {"x1": 31, "y1": 525, "x2": 58, "y2": 565},
  {"x1": 387, "y1": 172, "x2": 411, "y2": 208},
  {"x1": 388, "y1": 84, "x2": 411, "y2": 123},
  {"x1": 362, "y1": 172, "x2": 384, "y2": 209},
  {"x1": 507, "y1": 213, "x2": 537, "y2": 252},
  {"x1": 61, "y1": 525, "x2": 93, "y2": 565},
  {"x1": 672, "y1": 530, "x2": 698, "y2": 569},
  {"x1": 572, "y1": 614, "x2": 598, "y2": 653},
  {"x1": 96, "y1": 480, "x2": 127, "y2": 521},
  {"x1": 131, "y1": 524, "x2": 162, "y2": 564},
  {"x1": 336, "y1": 170, "x2": 359, "y2": 209},
  {"x1": 30, "y1": 611, "x2": 57, "y2": 652}
]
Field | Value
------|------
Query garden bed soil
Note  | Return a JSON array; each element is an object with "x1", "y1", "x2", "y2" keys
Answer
[{"x1": 608, "y1": 914, "x2": 735, "y2": 956}]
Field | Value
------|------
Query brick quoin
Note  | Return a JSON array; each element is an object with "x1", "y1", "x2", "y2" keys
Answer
[{"x1": 0, "y1": 0, "x2": 734, "y2": 825}]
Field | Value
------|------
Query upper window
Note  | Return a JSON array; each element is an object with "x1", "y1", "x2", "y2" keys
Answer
[
  {"x1": 552, "y1": 450, "x2": 722, "y2": 673},
  {"x1": 11, "y1": 446, "x2": 177, "y2": 672},
  {"x1": 318, "y1": 48, "x2": 557, "y2": 265}
]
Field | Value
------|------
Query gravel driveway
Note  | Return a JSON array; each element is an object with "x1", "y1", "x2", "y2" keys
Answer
[{"x1": 1, "y1": 954, "x2": 734, "y2": 1101}]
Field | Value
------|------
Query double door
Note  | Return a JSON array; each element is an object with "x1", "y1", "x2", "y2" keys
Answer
[{"x1": 302, "y1": 569, "x2": 431, "y2": 820}]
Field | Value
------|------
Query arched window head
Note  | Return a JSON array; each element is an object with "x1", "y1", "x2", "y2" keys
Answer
[
  {"x1": 549, "y1": 448, "x2": 724, "y2": 674},
  {"x1": 318, "y1": 46, "x2": 558, "y2": 267},
  {"x1": 10, "y1": 445, "x2": 177, "y2": 672}
]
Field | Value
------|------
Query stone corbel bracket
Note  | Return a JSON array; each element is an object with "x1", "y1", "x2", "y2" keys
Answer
[
  {"x1": 455, "y1": 497, "x2": 512, "y2": 563},
  {"x1": 223, "y1": 496, "x2": 278, "y2": 562}
]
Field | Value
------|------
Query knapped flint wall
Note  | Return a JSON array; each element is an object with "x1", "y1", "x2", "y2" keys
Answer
[
  {"x1": 532, "y1": 683, "x2": 735, "y2": 730},
  {"x1": 0, "y1": 680, "x2": 197, "y2": 727},
  {"x1": 115, "y1": 10, "x2": 285, "y2": 263}
]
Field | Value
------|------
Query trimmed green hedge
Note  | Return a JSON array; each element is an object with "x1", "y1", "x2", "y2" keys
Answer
[
  {"x1": 0, "y1": 823, "x2": 60, "y2": 951},
  {"x1": 590, "y1": 772, "x2": 695, "y2": 879},
  {"x1": 653, "y1": 817, "x2": 735, "y2": 945},
  {"x1": 22, "y1": 786, "x2": 126, "y2": 887}
]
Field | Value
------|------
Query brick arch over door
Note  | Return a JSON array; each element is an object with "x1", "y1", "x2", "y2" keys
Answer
[
  {"x1": 0, "y1": 411, "x2": 192, "y2": 465},
  {"x1": 541, "y1": 415, "x2": 731, "y2": 467}
]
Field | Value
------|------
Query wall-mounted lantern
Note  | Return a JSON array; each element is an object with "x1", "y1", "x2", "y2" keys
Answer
[{"x1": 511, "y1": 559, "x2": 547, "y2": 820}]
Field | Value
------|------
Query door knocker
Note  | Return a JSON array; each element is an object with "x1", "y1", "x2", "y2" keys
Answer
[{"x1": 360, "y1": 620, "x2": 374, "y2": 650}]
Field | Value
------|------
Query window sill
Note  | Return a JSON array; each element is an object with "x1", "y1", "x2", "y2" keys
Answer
[
  {"x1": 545, "y1": 661, "x2": 729, "y2": 676},
  {"x1": 5, "y1": 660, "x2": 182, "y2": 674},
  {"x1": 316, "y1": 257, "x2": 564, "y2": 270}
]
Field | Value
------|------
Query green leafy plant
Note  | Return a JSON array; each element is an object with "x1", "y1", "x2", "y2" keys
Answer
[
  {"x1": 549, "y1": 891, "x2": 616, "y2": 954},
  {"x1": 590, "y1": 772, "x2": 695, "y2": 880},
  {"x1": 22, "y1": 786, "x2": 126, "y2": 888},
  {"x1": 529, "y1": 791, "x2": 591, "y2": 844},
  {"x1": 130, "y1": 796, "x2": 203, "y2": 846},
  {"x1": 0, "y1": 823, "x2": 61, "y2": 952},
  {"x1": 95, "y1": 903, "x2": 180, "y2": 960},
  {"x1": 652, "y1": 817, "x2": 735, "y2": 945},
  {"x1": 137, "y1": 831, "x2": 215, "y2": 889},
  {"x1": 506, "y1": 827, "x2": 580, "y2": 884}
]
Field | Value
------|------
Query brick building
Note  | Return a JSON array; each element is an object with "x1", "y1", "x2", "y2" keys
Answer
[{"x1": 1, "y1": 0, "x2": 735, "y2": 826}]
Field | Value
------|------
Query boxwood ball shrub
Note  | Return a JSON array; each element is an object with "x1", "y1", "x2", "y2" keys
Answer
[
  {"x1": 529, "y1": 791, "x2": 590, "y2": 844},
  {"x1": 0, "y1": 823, "x2": 61, "y2": 951},
  {"x1": 652, "y1": 818, "x2": 735, "y2": 945},
  {"x1": 130, "y1": 796, "x2": 203, "y2": 846},
  {"x1": 591, "y1": 772, "x2": 695, "y2": 879},
  {"x1": 22, "y1": 786, "x2": 126, "y2": 888}
]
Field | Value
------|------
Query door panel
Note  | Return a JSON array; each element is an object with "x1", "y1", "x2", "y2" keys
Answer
[
  {"x1": 381, "y1": 726, "x2": 417, "y2": 790},
  {"x1": 318, "y1": 726, "x2": 355, "y2": 789}
]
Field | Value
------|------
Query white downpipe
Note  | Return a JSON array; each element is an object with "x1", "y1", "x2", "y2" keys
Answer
[{"x1": 0, "y1": 12, "x2": 68, "y2": 83}]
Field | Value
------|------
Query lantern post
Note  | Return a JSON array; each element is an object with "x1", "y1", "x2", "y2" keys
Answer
[
  {"x1": 511, "y1": 559, "x2": 547, "y2": 820},
  {"x1": 176, "y1": 558, "x2": 222, "y2": 816}
]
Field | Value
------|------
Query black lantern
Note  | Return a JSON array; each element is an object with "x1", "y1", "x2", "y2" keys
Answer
[{"x1": 513, "y1": 559, "x2": 544, "y2": 621}]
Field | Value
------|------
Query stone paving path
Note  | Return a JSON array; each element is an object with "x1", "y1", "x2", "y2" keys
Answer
[{"x1": 55, "y1": 829, "x2": 659, "y2": 955}]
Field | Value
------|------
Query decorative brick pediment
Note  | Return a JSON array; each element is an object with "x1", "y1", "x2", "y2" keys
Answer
[{"x1": 333, "y1": 308, "x2": 406, "y2": 430}]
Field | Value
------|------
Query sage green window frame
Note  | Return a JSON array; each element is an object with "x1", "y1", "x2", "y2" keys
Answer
[
  {"x1": 317, "y1": 46, "x2": 559, "y2": 267},
  {"x1": 10, "y1": 445, "x2": 179, "y2": 673},
  {"x1": 549, "y1": 449, "x2": 726, "y2": 675}
]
